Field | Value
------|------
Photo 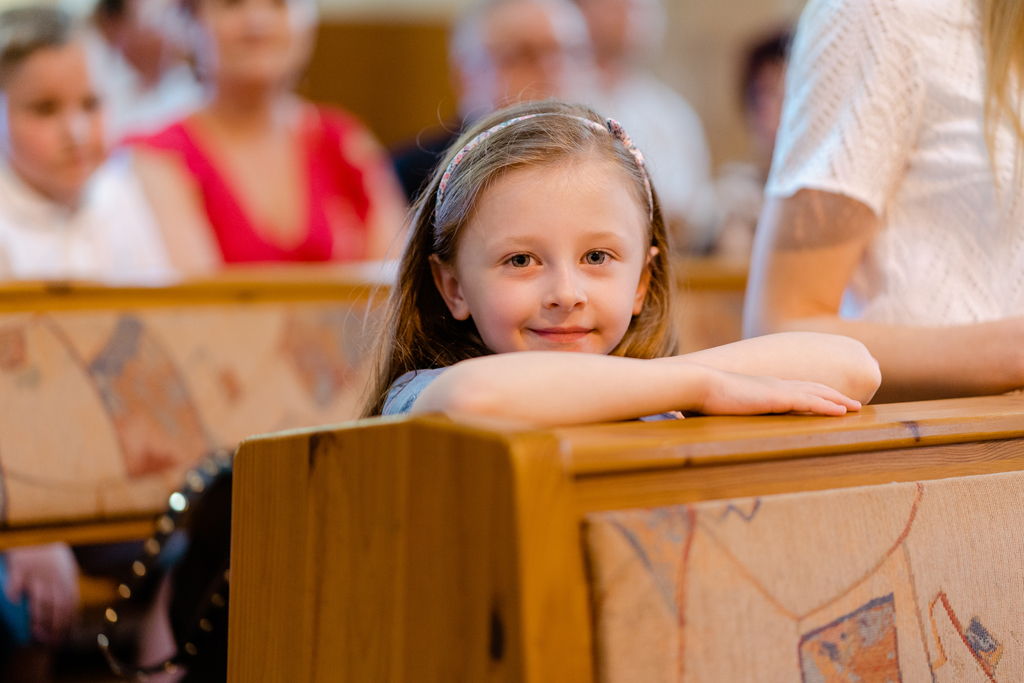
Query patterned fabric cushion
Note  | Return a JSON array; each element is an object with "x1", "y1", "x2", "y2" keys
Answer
[
  {"x1": 585, "y1": 470, "x2": 1024, "y2": 682},
  {"x1": 0, "y1": 304, "x2": 373, "y2": 526}
]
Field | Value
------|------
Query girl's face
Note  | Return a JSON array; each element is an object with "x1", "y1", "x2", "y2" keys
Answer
[
  {"x1": 0, "y1": 42, "x2": 105, "y2": 207},
  {"x1": 191, "y1": 0, "x2": 315, "y2": 89},
  {"x1": 433, "y1": 157, "x2": 654, "y2": 355}
]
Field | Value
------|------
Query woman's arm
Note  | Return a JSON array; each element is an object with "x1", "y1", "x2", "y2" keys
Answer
[
  {"x1": 411, "y1": 352, "x2": 861, "y2": 428},
  {"x1": 362, "y1": 166, "x2": 408, "y2": 261},
  {"x1": 745, "y1": 190, "x2": 1024, "y2": 402},
  {"x1": 131, "y1": 148, "x2": 222, "y2": 276},
  {"x1": 339, "y1": 128, "x2": 407, "y2": 261}
]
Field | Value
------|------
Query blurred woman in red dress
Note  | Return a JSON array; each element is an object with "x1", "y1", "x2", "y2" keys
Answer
[{"x1": 130, "y1": 0, "x2": 406, "y2": 273}]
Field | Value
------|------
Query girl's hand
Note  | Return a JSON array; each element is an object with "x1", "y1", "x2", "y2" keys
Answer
[
  {"x1": 697, "y1": 368, "x2": 862, "y2": 416},
  {"x1": 5, "y1": 543, "x2": 80, "y2": 644}
]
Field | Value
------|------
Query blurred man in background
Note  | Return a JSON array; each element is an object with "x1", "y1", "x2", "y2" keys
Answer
[
  {"x1": 393, "y1": 0, "x2": 594, "y2": 202},
  {"x1": 712, "y1": 29, "x2": 790, "y2": 259},
  {"x1": 575, "y1": 0, "x2": 714, "y2": 251}
]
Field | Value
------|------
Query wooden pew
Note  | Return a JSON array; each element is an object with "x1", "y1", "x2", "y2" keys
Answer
[
  {"x1": 229, "y1": 394, "x2": 1024, "y2": 682},
  {"x1": 0, "y1": 263, "x2": 388, "y2": 550}
]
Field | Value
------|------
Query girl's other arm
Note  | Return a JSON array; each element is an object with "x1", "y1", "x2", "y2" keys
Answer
[
  {"x1": 677, "y1": 332, "x2": 881, "y2": 404},
  {"x1": 745, "y1": 191, "x2": 1024, "y2": 402},
  {"x1": 411, "y1": 352, "x2": 861, "y2": 428}
]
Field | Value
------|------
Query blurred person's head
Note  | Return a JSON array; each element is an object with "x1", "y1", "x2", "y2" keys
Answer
[
  {"x1": 179, "y1": 0, "x2": 318, "y2": 93},
  {"x1": 93, "y1": 0, "x2": 180, "y2": 85},
  {"x1": 573, "y1": 0, "x2": 665, "y2": 74},
  {"x1": 451, "y1": 0, "x2": 593, "y2": 122},
  {"x1": 740, "y1": 29, "x2": 790, "y2": 169},
  {"x1": 0, "y1": 6, "x2": 106, "y2": 208}
]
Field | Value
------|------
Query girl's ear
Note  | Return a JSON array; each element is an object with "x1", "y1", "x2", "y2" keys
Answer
[
  {"x1": 632, "y1": 246, "x2": 659, "y2": 315},
  {"x1": 429, "y1": 254, "x2": 472, "y2": 320}
]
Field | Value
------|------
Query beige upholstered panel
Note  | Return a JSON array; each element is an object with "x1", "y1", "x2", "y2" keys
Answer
[
  {"x1": 0, "y1": 302, "x2": 375, "y2": 527},
  {"x1": 586, "y1": 470, "x2": 1024, "y2": 682}
]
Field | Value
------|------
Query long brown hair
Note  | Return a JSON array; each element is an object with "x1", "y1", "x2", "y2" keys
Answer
[
  {"x1": 982, "y1": 0, "x2": 1024, "y2": 169},
  {"x1": 362, "y1": 100, "x2": 676, "y2": 417}
]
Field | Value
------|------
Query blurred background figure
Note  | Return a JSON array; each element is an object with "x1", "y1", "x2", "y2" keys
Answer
[
  {"x1": 88, "y1": 0, "x2": 203, "y2": 140},
  {"x1": 130, "y1": 0, "x2": 406, "y2": 274},
  {"x1": 0, "y1": 6, "x2": 175, "y2": 677},
  {"x1": 575, "y1": 0, "x2": 714, "y2": 251},
  {"x1": 392, "y1": 0, "x2": 594, "y2": 203},
  {"x1": 0, "y1": 4, "x2": 173, "y2": 282},
  {"x1": 711, "y1": 28, "x2": 790, "y2": 259},
  {"x1": 745, "y1": 0, "x2": 1024, "y2": 402}
]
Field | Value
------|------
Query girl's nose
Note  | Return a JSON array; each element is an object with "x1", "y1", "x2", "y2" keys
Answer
[
  {"x1": 248, "y1": 0, "x2": 293, "y2": 33},
  {"x1": 64, "y1": 112, "x2": 91, "y2": 147},
  {"x1": 543, "y1": 266, "x2": 587, "y2": 310}
]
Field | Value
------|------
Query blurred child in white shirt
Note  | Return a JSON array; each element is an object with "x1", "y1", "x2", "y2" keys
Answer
[{"x1": 0, "y1": 5, "x2": 173, "y2": 282}]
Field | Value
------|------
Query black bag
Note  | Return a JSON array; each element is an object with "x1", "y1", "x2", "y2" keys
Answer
[
  {"x1": 99, "y1": 454, "x2": 232, "y2": 682},
  {"x1": 169, "y1": 468, "x2": 231, "y2": 682}
]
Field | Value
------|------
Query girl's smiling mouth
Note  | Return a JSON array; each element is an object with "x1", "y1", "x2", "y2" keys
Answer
[{"x1": 528, "y1": 327, "x2": 594, "y2": 343}]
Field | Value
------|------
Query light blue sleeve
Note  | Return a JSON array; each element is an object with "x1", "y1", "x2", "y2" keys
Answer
[
  {"x1": 381, "y1": 368, "x2": 447, "y2": 416},
  {"x1": 638, "y1": 411, "x2": 684, "y2": 422}
]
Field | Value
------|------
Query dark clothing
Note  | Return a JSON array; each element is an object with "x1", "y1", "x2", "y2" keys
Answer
[{"x1": 391, "y1": 124, "x2": 462, "y2": 203}]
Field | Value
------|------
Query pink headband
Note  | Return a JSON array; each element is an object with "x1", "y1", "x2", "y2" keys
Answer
[{"x1": 435, "y1": 113, "x2": 655, "y2": 220}]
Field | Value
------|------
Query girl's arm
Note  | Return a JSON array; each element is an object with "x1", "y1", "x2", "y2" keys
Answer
[
  {"x1": 746, "y1": 191, "x2": 1024, "y2": 402},
  {"x1": 675, "y1": 332, "x2": 881, "y2": 404},
  {"x1": 411, "y1": 352, "x2": 862, "y2": 428}
]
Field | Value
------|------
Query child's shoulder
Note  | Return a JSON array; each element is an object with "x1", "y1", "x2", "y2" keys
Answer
[{"x1": 381, "y1": 368, "x2": 447, "y2": 416}]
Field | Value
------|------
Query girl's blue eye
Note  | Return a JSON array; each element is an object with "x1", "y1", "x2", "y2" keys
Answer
[
  {"x1": 508, "y1": 254, "x2": 532, "y2": 267},
  {"x1": 584, "y1": 250, "x2": 609, "y2": 265}
]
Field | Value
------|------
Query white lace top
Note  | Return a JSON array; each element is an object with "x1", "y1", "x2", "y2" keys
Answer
[{"x1": 766, "y1": 0, "x2": 1024, "y2": 325}]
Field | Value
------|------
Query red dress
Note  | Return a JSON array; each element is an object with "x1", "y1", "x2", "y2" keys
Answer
[{"x1": 130, "y1": 106, "x2": 379, "y2": 263}]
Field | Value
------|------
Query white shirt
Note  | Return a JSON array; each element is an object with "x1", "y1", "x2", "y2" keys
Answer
[
  {"x1": 589, "y1": 73, "x2": 715, "y2": 241},
  {"x1": 767, "y1": 0, "x2": 1024, "y2": 325},
  {"x1": 0, "y1": 153, "x2": 176, "y2": 283}
]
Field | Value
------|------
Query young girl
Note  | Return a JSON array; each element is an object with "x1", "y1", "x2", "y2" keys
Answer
[
  {"x1": 365, "y1": 100, "x2": 880, "y2": 424},
  {"x1": 0, "y1": 6, "x2": 172, "y2": 282}
]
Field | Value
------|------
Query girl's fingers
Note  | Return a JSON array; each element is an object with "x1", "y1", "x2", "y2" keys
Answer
[
  {"x1": 790, "y1": 391, "x2": 848, "y2": 416},
  {"x1": 810, "y1": 396, "x2": 848, "y2": 416},
  {"x1": 797, "y1": 382, "x2": 861, "y2": 412}
]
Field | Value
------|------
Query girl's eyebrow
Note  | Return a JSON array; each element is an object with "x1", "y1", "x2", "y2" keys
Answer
[
  {"x1": 488, "y1": 235, "x2": 539, "y2": 251},
  {"x1": 488, "y1": 229, "x2": 632, "y2": 250},
  {"x1": 583, "y1": 230, "x2": 631, "y2": 243}
]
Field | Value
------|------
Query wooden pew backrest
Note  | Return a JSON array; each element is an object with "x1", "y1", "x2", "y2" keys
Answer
[{"x1": 229, "y1": 394, "x2": 1024, "y2": 682}]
